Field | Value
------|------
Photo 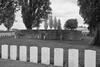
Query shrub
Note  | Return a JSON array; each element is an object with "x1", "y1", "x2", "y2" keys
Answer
[{"x1": 64, "y1": 19, "x2": 78, "y2": 30}]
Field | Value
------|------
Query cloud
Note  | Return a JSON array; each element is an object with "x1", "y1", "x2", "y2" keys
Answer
[
  {"x1": 50, "y1": 0, "x2": 84, "y2": 27},
  {"x1": 51, "y1": 0, "x2": 79, "y2": 16},
  {"x1": 66, "y1": 0, "x2": 78, "y2": 4}
]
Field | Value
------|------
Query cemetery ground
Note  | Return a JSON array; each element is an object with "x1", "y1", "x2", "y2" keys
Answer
[{"x1": 0, "y1": 37, "x2": 100, "y2": 67}]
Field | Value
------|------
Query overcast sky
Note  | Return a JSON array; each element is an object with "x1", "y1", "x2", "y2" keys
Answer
[{"x1": 0, "y1": 0, "x2": 86, "y2": 30}]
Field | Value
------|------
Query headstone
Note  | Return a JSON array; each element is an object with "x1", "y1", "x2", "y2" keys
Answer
[
  {"x1": 37, "y1": 35, "x2": 39, "y2": 39},
  {"x1": 54, "y1": 48, "x2": 64, "y2": 66},
  {"x1": 30, "y1": 46, "x2": 38, "y2": 63},
  {"x1": 10, "y1": 45, "x2": 17, "y2": 60},
  {"x1": 43, "y1": 35, "x2": 46, "y2": 40},
  {"x1": 1, "y1": 45, "x2": 8, "y2": 59},
  {"x1": 68, "y1": 49, "x2": 79, "y2": 67},
  {"x1": 41, "y1": 47, "x2": 50, "y2": 65},
  {"x1": 19, "y1": 46, "x2": 27, "y2": 61},
  {"x1": 85, "y1": 50, "x2": 96, "y2": 67}
]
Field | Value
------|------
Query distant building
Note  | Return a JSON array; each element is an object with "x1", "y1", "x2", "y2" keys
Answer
[{"x1": 77, "y1": 27, "x2": 89, "y2": 37}]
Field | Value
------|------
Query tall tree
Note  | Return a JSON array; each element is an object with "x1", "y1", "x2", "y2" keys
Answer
[
  {"x1": 0, "y1": 0, "x2": 17, "y2": 31},
  {"x1": 78, "y1": 0, "x2": 100, "y2": 45},
  {"x1": 44, "y1": 20, "x2": 48, "y2": 30},
  {"x1": 18, "y1": 0, "x2": 52, "y2": 30},
  {"x1": 57, "y1": 19, "x2": 62, "y2": 30},
  {"x1": 64, "y1": 19, "x2": 78, "y2": 30},
  {"x1": 53, "y1": 17, "x2": 58, "y2": 30},
  {"x1": 3, "y1": 14, "x2": 15, "y2": 31},
  {"x1": 49, "y1": 15, "x2": 53, "y2": 29}
]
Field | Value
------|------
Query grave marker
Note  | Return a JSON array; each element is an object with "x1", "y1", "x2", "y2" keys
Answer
[
  {"x1": 54, "y1": 48, "x2": 64, "y2": 66},
  {"x1": 85, "y1": 50, "x2": 96, "y2": 67},
  {"x1": 1, "y1": 45, "x2": 8, "y2": 59},
  {"x1": 10, "y1": 45, "x2": 17, "y2": 60},
  {"x1": 68, "y1": 49, "x2": 79, "y2": 67},
  {"x1": 41, "y1": 47, "x2": 50, "y2": 65},
  {"x1": 30, "y1": 46, "x2": 38, "y2": 63},
  {"x1": 19, "y1": 46, "x2": 27, "y2": 61}
]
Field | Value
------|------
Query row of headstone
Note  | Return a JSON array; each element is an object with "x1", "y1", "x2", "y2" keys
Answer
[
  {"x1": 34, "y1": 35, "x2": 46, "y2": 40},
  {"x1": 0, "y1": 32, "x2": 15, "y2": 37},
  {"x1": 1, "y1": 45, "x2": 96, "y2": 67}
]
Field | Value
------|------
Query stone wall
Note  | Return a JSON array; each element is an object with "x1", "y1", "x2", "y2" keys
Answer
[
  {"x1": 15, "y1": 30, "x2": 83, "y2": 40},
  {"x1": 62, "y1": 30, "x2": 82, "y2": 40}
]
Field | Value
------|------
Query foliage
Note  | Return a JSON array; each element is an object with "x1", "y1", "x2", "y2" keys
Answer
[
  {"x1": 44, "y1": 20, "x2": 48, "y2": 30},
  {"x1": 64, "y1": 19, "x2": 78, "y2": 30},
  {"x1": 78, "y1": 0, "x2": 100, "y2": 29},
  {"x1": 53, "y1": 17, "x2": 57, "y2": 30},
  {"x1": 57, "y1": 19, "x2": 62, "y2": 30},
  {"x1": 0, "y1": 0, "x2": 18, "y2": 31},
  {"x1": 3, "y1": 14, "x2": 15, "y2": 31},
  {"x1": 49, "y1": 16, "x2": 53, "y2": 29},
  {"x1": 18, "y1": 0, "x2": 52, "y2": 30},
  {"x1": 77, "y1": 0, "x2": 100, "y2": 45}
]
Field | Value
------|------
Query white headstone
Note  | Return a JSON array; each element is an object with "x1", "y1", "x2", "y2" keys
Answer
[
  {"x1": 85, "y1": 50, "x2": 96, "y2": 67},
  {"x1": 10, "y1": 45, "x2": 17, "y2": 60},
  {"x1": 1, "y1": 45, "x2": 8, "y2": 59},
  {"x1": 68, "y1": 49, "x2": 79, "y2": 67},
  {"x1": 37, "y1": 35, "x2": 39, "y2": 39},
  {"x1": 44, "y1": 36, "x2": 46, "y2": 40},
  {"x1": 19, "y1": 46, "x2": 27, "y2": 61},
  {"x1": 41, "y1": 47, "x2": 50, "y2": 65},
  {"x1": 30, "y1": 46, "x2": 38, "y2": 63},
  {"x1": 54, "y1": 48, "x2": 64, "y2": 66}
]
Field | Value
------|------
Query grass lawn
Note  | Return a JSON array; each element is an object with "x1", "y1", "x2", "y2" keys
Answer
[
  {"x1": 0, "y1": 37, "x2": 91, "y2": 48},
  {"x1": 0, "y1": 37, "x2": 100, "y2": 66},
  {"x1": 0, "y1": 59, "x2": 59, "y2": 67}
]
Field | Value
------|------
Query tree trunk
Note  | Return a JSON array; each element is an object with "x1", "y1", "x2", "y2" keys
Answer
[
  {"x1": 26, "y1": 25, "x2": 32, "y2": 30},
  {"x1": 91, "y1": 24, "x2": 100, "y2": 46},
  {"x1": 7, "y1": 28, "x2": 10, "y2": 31}
]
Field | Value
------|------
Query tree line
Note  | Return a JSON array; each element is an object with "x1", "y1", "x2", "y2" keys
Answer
[
  {"x1": 78, "y1": 0, "x2": 100, "y2": 45},
  {"x1": 44, "y1": 16, "x2": 62, "y2": 30},
  {"x1": 45, "y1": 16, "x2": 78, "y2": 30},
  {"x1": 0, "y1": 0, "x2": 78, "y2": 31},
  {"x1": 0, "y1": 0, "x2": 52, "y2": 30}
]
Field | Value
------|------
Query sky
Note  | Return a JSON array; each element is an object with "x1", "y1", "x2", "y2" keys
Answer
[{"x1": 0, "y1": 0, "x2": 87, "y2": 30}]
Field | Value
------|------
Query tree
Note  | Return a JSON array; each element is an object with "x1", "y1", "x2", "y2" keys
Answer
[
  {"x1": 78, "y1": 0, "x2": 100, "y2": 45},
  {"x1": 57, "y1": 19, "x2": 62, "y2": 30},
  {"x1": 57, "y1": 19, "x2": 62, "y2": 40},
  {"x1": 3, "y1": 14, "x2": 15, "y2": 31},
  {"x1": 49, "y1": 16, "x2": 53, "y2": 29},
  {"x1": 64, "y1": 19, "x2": 78, "y2": 30},
  {"x1": 44, "y1": 20, "x2": 48, "y2": 30},
  {"x1": 0, "y1": 0, "x2": 17, "y2": 31},
  {"x1": 53, "y1": 17, "x2": 58, "y2": 30},
  {"x1": 18, "y1": 0, "x2": 52, "y2": 30}
]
